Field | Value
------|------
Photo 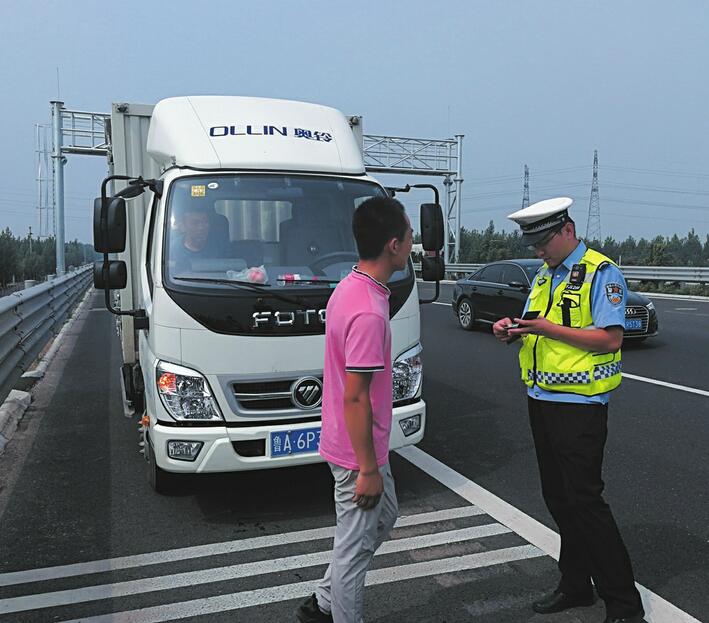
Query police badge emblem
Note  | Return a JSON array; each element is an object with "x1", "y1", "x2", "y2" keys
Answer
[{"x1": 605, "y1": 283, "x2": 624, "y2": 305}]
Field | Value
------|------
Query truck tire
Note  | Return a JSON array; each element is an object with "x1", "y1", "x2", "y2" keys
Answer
[
  {"x1": 145, "y1": 432, "x2": 179, "y2": 495},
  {"x1": 457, "y1": 297, "x2": 476, "y2": 331}
]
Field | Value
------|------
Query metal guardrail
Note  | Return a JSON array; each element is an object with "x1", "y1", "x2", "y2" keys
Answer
[
  {"x1": 415, "y1": 263, "x2": 709, "y2": 283},
  {"x1": 0, "y1": 266, "x2": 92, "y2": 403}
]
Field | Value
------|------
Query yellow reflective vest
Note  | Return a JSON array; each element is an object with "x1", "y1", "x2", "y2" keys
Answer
[{"x1": 519, "y1": 247, "x2": 622, "y2": 396}]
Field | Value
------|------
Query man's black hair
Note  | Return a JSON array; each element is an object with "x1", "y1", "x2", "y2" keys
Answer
[{"x1": 352, "y1": 197, "x2": 408, "y2": 260}]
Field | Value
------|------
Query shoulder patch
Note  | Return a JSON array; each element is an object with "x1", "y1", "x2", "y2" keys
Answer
[{"x1": 605, "y1": 283, "x2": 624, "y2": 305}]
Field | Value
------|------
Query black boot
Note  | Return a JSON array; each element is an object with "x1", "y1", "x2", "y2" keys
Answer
[{"x1": 532, "y1": 589, "x2": 595, "y2": 614}]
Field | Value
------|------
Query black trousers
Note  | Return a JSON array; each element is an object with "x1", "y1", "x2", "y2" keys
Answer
[{"x1": 528, "y1": 397, "x2": 643, "y2": 618}]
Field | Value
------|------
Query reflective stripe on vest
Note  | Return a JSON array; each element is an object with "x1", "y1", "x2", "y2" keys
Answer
[{"x1": 518, "y1": 247, "x2": 622, "y2": 396}]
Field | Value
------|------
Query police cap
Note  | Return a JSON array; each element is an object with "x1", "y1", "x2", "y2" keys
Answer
[{"x1": 507, "y1": 197, "x2": 573, "y2": 245}]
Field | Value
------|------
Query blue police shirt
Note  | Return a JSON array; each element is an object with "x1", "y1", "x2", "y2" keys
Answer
[{"x1": 522, "y1": 241, "x2": 626, "y2": 405}]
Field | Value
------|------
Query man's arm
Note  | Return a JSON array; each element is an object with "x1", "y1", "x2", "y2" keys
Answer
[
  {"x1": 343, "y1": 371, "x2": 383, "y2": 510},
  {"x1": 508, "y1": 263, "x2": 626, "y2": 352},
  {"x1": 508, "y1": 320, "x2": 623, "y2": 352}
]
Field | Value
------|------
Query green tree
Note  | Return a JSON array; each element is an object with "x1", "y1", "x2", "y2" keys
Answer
[{"x1": 0, "y1": 228, "x2": 18, "y2": 287}]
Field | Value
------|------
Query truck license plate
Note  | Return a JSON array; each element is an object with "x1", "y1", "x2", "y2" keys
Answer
[
  {"x1": 270, "y1": 428, "x2": 321, "y2": 457},
  {"x1": 625, "y1": 319, "x2": 642, "y2": 330}
]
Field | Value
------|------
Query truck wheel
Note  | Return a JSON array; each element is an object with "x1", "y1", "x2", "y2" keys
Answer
[
  {"x1": 457, "y1": 298, "x2": 476, "y2": 331},
  {"x1": 145, "y1": 433, "x2": 179, "y2": 495}
]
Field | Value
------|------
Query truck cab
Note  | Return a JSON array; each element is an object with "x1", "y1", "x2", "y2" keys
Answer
[{"x1": 93, "y1": 96, "x2": 444, "y2": 492}]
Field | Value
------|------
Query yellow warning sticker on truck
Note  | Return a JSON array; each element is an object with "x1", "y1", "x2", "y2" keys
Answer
[{"x1": 191, "y1": 185, "x2": 206, "y2": 197}]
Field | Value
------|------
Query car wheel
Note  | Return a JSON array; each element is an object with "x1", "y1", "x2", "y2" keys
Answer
[
  {"x1": 457, "y1": 297, "x2": 476, "y2": 331},
  {"x1": 145, "y1": 432, "x2": 179, "y2": 495}
]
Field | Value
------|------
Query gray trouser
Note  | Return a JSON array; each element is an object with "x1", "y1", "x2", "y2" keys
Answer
[{"x1": 316, "y1": 462, "x2": 398, "y2": 623}]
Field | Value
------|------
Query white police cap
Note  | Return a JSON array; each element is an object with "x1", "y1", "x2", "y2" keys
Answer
[{"x1": 507, "y1": 197, "x2": 573, "y2": 245}]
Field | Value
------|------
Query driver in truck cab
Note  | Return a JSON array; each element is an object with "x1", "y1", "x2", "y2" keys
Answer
[{"x1": 170, "y1": 200, "x2": 230, "y2": 271}]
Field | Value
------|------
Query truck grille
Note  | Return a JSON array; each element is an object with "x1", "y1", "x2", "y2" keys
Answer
[
  {"x1": 624, "y1": 306, "x2": 649, "y2": 333},
  {"x1": 232, "y1": 378, "x2": 323, "y2": 411}
]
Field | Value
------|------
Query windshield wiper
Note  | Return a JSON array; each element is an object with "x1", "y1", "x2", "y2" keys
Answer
[
  {"x1": 173, "y1": 277, "x2": 308, "y2": 306},
  {"x1": 277, "y1": 278, "x2": 340, "y2": 284}
]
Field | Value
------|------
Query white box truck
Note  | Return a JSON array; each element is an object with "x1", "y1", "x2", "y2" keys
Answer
[{"x1": 93, "y1": 96, "x2": 444, "y2": 493}]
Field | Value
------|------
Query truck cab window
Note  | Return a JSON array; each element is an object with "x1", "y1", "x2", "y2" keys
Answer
[{"x1": 164, "y1": 174, "x2": 403, "y2": 290}]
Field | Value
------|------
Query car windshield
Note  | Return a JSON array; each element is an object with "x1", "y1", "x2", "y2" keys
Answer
[{"x1": 164, "y1": 174, "x2": 410, "y2": 290}]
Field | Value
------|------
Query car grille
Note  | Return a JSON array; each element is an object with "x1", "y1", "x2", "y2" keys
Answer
[
  {"x1": 232, "y1": 378, "x2": 322, "y2": 411},
  {"x1": 624, "y1": 306, "x2": 649, "y2": 333}
]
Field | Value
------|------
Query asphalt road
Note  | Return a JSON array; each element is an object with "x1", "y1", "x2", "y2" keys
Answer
[
  {"x1": 418, "y1": 283, "x2": 709, "y2": 619},
  {"x1": 0, "y1": 287, "x2": 706, "y2": 622}
]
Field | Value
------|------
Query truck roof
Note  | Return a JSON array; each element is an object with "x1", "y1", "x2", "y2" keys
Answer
[{"x1": 146, "y1": 96, "x2": 365, "y2": 175}]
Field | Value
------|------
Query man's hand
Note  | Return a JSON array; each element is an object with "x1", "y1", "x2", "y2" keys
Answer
[
  {"x1": 352, "y1": 469, "x2": 384, "y2": 510},
  {"x1": 507, "y1": 316, "x2": 558, "y2": 338},
  {"x1": 492, "y1": 317, "x2": 515, "y2": 342},
  {"x1": 507, "y1": 318, "x2": 623, "y2": 352}
]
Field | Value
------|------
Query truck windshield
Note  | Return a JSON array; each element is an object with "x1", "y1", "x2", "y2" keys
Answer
[{"x1": 164, "y1": 174, "x2": 409, "y2": 289}]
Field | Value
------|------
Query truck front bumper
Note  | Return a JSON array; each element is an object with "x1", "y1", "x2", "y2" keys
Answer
[{"x1": 149, "y1": 399, "x2": 426, "y2": 473}]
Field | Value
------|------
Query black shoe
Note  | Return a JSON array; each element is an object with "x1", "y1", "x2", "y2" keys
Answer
[
  {"x1": 603, "y1": 613, "x2": 645, "y2": 623},
  {"x1": 296, "y1": 593, "x2": 333, "y2": 623},
  {"x1": 532, "y1": 590, "x2": 595, "y2": 614}
]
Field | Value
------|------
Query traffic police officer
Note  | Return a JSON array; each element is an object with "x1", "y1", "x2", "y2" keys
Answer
[{"x1": 493, "y1": 197, "x2": 645, "y2": 623}]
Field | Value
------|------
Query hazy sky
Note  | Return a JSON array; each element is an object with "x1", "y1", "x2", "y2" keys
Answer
[{"x1": 1, "y1": 0, "x2": 708, "y2": 244}]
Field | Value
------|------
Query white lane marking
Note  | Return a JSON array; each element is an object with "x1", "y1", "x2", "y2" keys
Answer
[
  {"x1": 673, "y1": 307, "x2": 698, "y2": 311},
  {"x1": 0, "y1": 523, "x2": 511, "y2": 614},
  {"x1": 0, "y1": 505, "x2": 483, "y2": 587},
  {"x1": 57, "y1": 545, "x2": 544, "y2": 623},
  {"x1": 623, "y1": 373, "x2": 709, "y2": 398},
  {"x1": 664, "y1": 310, "x2": 709, "y2": 317},
  {"x1": 396, "y1": 445, "x2": 703, "y2": 623},
  {"x1": 432, "y1": 301, "x2": 451, "y2": 306}
]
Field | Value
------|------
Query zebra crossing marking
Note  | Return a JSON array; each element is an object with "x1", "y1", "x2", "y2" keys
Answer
[
  {"x1": 0, "y1": 522, "x2": 512, "y2": 615},
  {"x1": 0, "y1": 505, "x2": 485, "y2": 588},
  {"x1": 55, "y1": 545, "x2": 545, "y2": 623}
]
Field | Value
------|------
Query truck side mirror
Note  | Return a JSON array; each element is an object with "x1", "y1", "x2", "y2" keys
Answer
[
  {"x1": 93, "y1": 260, "x2": 127, "y2": 290},
  {"x1": 420, "y1": 203, "x2": 444, "y2": 251},
  {"x1": 93, "y1": 196, "x2": 127, "y2": 253},
  {"x1": 422, "y1": 255, "x2": 445, "y2": 282}
]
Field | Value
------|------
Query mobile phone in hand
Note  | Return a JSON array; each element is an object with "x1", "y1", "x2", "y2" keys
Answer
[{"x1": 505, "y1": 310, "x2": 540, "y2": 344}]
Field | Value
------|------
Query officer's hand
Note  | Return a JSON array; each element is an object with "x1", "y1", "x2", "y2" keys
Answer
[
  {"x1": 352, "y1": 470, "x2": 384, "y2": 511},
  {"x1": 507, "y1": 316, "x2": 557, "y2": 338},
  {"x1": 493, "y1": 318, "x2": 514, "y2": 341}
]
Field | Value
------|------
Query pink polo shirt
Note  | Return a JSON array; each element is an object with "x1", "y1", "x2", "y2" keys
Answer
[{"x1": 318, "y1": 268, "x2": 392, "y2": 470}]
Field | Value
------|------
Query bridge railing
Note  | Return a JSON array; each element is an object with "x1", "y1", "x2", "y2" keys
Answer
[
  {"x1": 0, "y1": 266, "x2": 92, "y2": 403},
  {"x1": 416, "y1": 263, "x2": 709, "y2": 284}
]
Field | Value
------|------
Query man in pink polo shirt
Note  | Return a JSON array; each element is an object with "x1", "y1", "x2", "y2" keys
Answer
[{"x1": 297, "y1": 197, "x2": 413, "y2": 623}]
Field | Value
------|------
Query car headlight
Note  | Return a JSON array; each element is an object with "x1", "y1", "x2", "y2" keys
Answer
[
  {"x1": 646, "y1": 301, "x2": 655, "y2": 311},
  {"x1": 156, "y1": 361, "x2": 223, "y2": 421},
  {"x1": 393, "y1": 344, "x2": 423, "y2": 404}
]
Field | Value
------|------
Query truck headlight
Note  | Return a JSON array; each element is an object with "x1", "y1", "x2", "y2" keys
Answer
[
  {"x1": 393, "y1": 344, "x2": 422, "y2": 404},
  {"x1": 156, "y1": 361, "x2": 223, "y2": 421}
]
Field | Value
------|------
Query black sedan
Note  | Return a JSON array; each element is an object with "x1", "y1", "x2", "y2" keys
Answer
[{"x1": 451, "y1": 259, "x2": 659, "y2": 340}]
